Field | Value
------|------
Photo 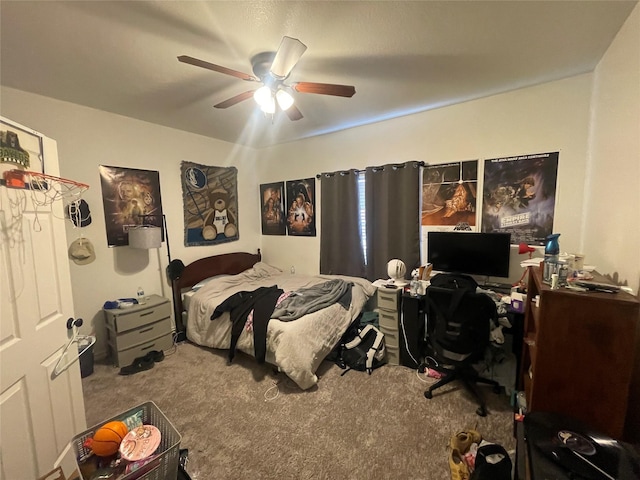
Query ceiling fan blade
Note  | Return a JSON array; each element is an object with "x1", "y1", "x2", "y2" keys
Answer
[
  {"x1": 285, "y1": 105, "x2": 304, "y2": 121},
  {"x1": 291, "y1": 82, "x2": 356, "y2": 97},
  {"x1": 269, "y1": 36, "x2": 307, "y2": 78},
  {"x1": 214, "y1": 90, "x2": 256, "y2": 109},
  {"x1": 178, "y1": 55, "x2": 257, "y2": 82}
]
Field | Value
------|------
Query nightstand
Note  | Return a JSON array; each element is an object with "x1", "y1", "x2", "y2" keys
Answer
[
  {"x1": 104, "y1": 295, "x2": 174, "y2": 367},
  {"x1": 376, "y1": 287, "x2": 402, "y2": 365}
]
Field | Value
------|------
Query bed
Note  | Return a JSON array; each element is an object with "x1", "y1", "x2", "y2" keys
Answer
[{"x1": 171, "y1": 251, "x2": 376, "y2": 390}]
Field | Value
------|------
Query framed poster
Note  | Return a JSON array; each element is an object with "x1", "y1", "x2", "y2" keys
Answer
[
  {"x1": 286, "y1": 178, "x2": 316, "y2": 236},
  {"x1": 99, "y1": 166, "x2": 163, "y2": 247},
  {"x1": 181, "y1": 161, "x2": 238, "y2": 246},
  {"x1": 260, "y1": 182, "x2": 286, "y2": 235},
  {"x1": 482, "y1": 151, "x2": 559, "y2": 245}
]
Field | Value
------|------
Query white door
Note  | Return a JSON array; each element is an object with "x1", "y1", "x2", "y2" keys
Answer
[{"x1": 1, "y1": 118, "x2": 86, "y2": 479}]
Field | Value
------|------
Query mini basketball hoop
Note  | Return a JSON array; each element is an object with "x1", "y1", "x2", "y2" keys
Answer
[{"x1": 2, "y1": 169, "x2": 89, "y2": 231}]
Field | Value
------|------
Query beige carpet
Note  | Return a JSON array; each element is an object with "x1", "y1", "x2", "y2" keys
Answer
[{"x1": 82, "y1": 341, "x2": 515, "y2": 479}]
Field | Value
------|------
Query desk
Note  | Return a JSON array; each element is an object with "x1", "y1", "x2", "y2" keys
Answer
[{"x1": 401, "y1": 292, "x2": 524, "y2": 390}]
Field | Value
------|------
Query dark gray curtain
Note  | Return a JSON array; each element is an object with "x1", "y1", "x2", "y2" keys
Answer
[
  {"x1": 320, "y1": 170, "x2": 365, "y2": 276},
  {"x1": 365, "y1": 161, "x2": 421, "y2": 281}
]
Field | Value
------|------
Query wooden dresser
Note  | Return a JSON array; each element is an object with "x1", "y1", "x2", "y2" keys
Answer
[{"x1": 519, "y1": 267, "x2": 639, "y2": 440}]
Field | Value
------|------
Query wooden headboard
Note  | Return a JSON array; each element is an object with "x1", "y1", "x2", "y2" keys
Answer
[{"x1": 171, "y1": 250, "x2": 262, "y2": 335}]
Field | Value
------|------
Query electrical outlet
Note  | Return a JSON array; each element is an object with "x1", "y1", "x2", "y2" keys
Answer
[{"x1": 290, "y1": 266, "x2": 295, "y2": 274}]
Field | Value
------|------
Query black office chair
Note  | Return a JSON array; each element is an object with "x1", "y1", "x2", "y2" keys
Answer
[{"x1": 423, "y1": 284, "x2": 501, "y2": 416}]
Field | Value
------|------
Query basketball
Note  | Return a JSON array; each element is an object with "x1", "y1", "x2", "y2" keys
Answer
[{"x1": 91, "y1": 421, "x2": 128, "y2": 457}]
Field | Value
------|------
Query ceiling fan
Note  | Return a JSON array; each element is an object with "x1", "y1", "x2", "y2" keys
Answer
[{"x1": 178, "y1": 36, "x2": 356, "y2": 121}]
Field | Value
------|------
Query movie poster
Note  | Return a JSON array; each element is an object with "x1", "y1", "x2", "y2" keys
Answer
[
  {"x1": 99, "y1": 166, "x2": 163, "y2": 247},
  {"x1": 482, "y1": 151, "x2": 559, "y2": 245},
  {"x1": 180, "y1": 161, "x2": 238, "y2": 246},
  {"x1": 260, "y1": 182, "x2": 286, "y2": 235},
  {"x1": 286, "y1": 178, "x2": 316, "y2": 236},
  {"x1": 421, "y1": 160, "x2": 478, "y2": 228}
]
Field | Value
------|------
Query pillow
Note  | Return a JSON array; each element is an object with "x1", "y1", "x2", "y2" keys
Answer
[
  {"x1": 192, "y1": 275, "x2": 229, "y2": 291},
  {"x1": 250, "y1": 262, "x2": 284, "y2": 278}
]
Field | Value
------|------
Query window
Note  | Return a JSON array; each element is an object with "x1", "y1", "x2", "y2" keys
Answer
[{"x1": 357, "y1": 173, "x2": 367, "y2": 265}]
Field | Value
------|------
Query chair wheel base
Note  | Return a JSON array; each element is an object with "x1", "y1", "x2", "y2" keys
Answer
[
  {"x1": 424, "y1": 390, "x2": 433, "y2": 399},
  {"x1": 476, "y1": 406, "x2": 487, "y2": 417}
]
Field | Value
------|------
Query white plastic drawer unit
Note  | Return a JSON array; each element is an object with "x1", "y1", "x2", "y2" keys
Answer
[{"x1": 376, "y1": 286, "x2": 401, "y2": 365}]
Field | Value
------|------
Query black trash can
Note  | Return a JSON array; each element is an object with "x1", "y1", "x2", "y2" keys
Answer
[{"x1": 79, "y1": 343, "x2": 94, "y2": 378}]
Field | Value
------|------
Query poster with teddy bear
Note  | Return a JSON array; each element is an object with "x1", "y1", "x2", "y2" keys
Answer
[{"x1": 180, "y1": 161, "x2": 239, "y2": 246}]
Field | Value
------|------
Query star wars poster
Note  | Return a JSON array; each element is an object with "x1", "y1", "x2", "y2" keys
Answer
[
  {"x1": 99, "y1": 166, "x2": 163, "y2": 247},
  {"x1": 286, "y1": 178, "x2": 316, "y2": 236},
  {"x1": 260, "y1": 182, "x2": 286, "y2": 235},
  {"x1": 421, "y1": 160, "x2": 478, "y2": 228},
  {"x1": 482, "y1": 151, "x2": 559, "y2": 245},
  {"x1": 181, "y1": 161, "x2": 238, "y2": 246}
]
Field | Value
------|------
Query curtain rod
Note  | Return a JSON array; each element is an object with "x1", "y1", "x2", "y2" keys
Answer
[{"x1": 316, "y1": 161, "x2": 426, "y2": 179}]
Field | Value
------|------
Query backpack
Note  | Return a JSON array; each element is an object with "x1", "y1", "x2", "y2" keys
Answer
[
  {"x1": 339, "y1": 324, "x2": 386, "y2": 375},
  {"x1": 469, "y1": 443, "x2": 512, "y2": 480}
]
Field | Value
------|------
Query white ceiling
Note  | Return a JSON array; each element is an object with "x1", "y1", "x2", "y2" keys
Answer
[{"x1": 1, "y1": 1, "x2": 636, "y2": 148}]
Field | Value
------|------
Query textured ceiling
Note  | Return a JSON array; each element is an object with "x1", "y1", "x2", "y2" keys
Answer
[{"x1": 1, "y1": 1, "x2": 637, "y2": 148}]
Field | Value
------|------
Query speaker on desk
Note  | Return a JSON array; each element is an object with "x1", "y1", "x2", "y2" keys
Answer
[{"x1": 400, "y1": 294, "x2": 425, "y2": 369}]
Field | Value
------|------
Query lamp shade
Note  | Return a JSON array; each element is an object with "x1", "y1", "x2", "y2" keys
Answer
[{"x1": 129, "y1": 226, "x2": 162, "y2": 249}]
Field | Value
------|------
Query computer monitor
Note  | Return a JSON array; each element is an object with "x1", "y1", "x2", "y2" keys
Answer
[{"x1": 427, "y1": 231, "x2": 511, "y2": 278}]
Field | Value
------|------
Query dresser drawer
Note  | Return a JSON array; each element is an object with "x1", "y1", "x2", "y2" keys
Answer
[
  {"x1": 386, "y1": 345, "x2": 400, "y2": 365},
  {"x1": 377, "y1": 288, "x2": 400, "y2": 311},
  {"x1": 380, "y1": 325, "x2": 399, "y2": 348},
  {"x1": 114, "y1": 317, "x2": 172, "y2": 351},
  {"x1": 378, "y1": 309, "x2": 398, "y2": 330},
  {"x1": 114, "y1": 332, "x2": 174, "y2": 367},
  {"x1": 110, "y1": 301, "x2": 171, "y2": 334}
]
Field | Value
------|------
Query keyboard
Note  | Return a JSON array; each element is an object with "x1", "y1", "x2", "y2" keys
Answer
[
  {"x1": 573, "y1": 281, "x2": 620, "y2": 293},
  {"x1": 482, "y1": 282, "x2": 513, "y2": 293}
]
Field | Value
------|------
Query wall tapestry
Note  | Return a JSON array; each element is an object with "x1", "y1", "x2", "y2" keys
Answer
[
  {"x1": 99, "y1": 165, "x2": 163, "y2": 247},
  {"x1": 260, "y1": 181, "x2": 286, "y2": 235},
  {"x1": 181, "y1": 161, "x2": 238, "y2": 246},
  {"x1": 286, "y1": 178, "x2": 316, "y2": 236},
  {"x1": 421, "y1": 160, "x2": 478, "y2": 228},
  {"x1": 481, "y1": 151, "x2": 559, "y2": 245}
]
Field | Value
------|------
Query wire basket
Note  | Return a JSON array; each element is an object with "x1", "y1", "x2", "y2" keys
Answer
[{"x1": 72, "y1": 401, "x2": 181, "y2": 480}]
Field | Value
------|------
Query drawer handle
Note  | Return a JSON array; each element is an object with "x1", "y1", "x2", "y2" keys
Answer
[
  {"x1": 139, "y1": 327, "x2": 154, "y2": 334},
  {"x1": 140, "y1": 343, "x2": 156, "y2": 351},
  {"x1": 140, "y1": 311, "x2": 154, "y2": 317}
]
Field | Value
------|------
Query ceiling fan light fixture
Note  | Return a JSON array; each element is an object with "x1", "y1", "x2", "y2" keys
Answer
[{"x1": 276, "y1": 89, "x2": 294, "y2": 111}]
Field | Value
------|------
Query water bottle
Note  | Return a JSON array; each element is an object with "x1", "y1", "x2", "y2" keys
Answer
[{"x1": 137, "y1": 286, "x2": 146, "y2": 305}]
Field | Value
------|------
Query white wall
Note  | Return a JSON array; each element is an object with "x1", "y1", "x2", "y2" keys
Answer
[
  {"x1": 257, "y1": 75, "x2": 594, "y2": 285},
  {"x1": 585, "y1": 4, "x2": 640, "y2": 294},
  {"x1": 1, "y1": 88, "x2": 260, "y2": 358}
]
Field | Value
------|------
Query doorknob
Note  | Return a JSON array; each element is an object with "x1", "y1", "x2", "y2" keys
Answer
[{"x1": 66, "y1": 317, "x2": 83, "y2": 330}]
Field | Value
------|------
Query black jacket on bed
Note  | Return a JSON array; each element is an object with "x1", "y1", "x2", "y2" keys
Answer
[{"x1": 211, "y1": 285, "x2": 283, "y2": 364}]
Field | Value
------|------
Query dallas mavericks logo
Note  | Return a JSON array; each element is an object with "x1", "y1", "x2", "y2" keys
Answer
[{"x1": 185, "y1": 167, "x2": 207, "y2": 190}]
